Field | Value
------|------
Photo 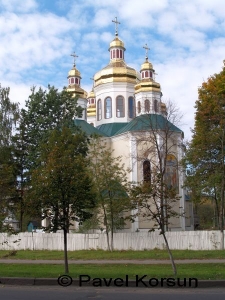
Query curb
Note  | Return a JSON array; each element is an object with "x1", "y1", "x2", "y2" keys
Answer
[{"x1": 0, "y1": 278, "x2": 225, "y2": 288}]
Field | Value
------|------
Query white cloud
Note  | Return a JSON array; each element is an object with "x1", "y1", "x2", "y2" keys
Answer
[
  {"x1": 0, "y1": 12, "x2": 74, "y2": 80},
  {"x1": 93, "y1": 9, "x2": 113, "y2": 28},
  {"x1": 1, "y1": 0, "x2": 225, "y2": 141},
  {"x1": 0, "y1": 0, "x2": 37, "y2": 12}
]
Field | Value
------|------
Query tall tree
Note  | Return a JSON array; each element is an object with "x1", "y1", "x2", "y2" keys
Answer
[
  {"x1": 12, "y1": 109, "x2": 29, "y2": 231},
  {"x1": 0, "y1": 85, "x2": 20, "y2": 231},
  {"x1": 89, "y1": 136, "x2": 132, "y2": 251},
  {"x1": 14, "y1": 85, "x2": 84, "y2": 231},
  {"x1": 27, "y1": 127, "x2": 95, "y2": 273},
  {"x1": 184, "y1": 61, "x2": 225, "y2": 248},
  {"x1": 129, "y1": 100, "x2": 184, "y2": 276}
]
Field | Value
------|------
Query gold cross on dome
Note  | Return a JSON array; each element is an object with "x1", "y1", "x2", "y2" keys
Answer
[
  {"x1": 70, "y1": 52, "x2": 78, "y2": 66},
  {"x1": 90, "y1": 76, "x2": 95, "y2": 88},
  {"x1": 143, "y1": 44, "x2": 150, "y2": 59},
  {"x1": 112, "y1": 17, "x2": 120, "y2": 36}
]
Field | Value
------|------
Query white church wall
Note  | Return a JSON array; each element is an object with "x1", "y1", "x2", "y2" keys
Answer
[
  {"x1": 0, "y1": 231, "x2": 223, "y2": 251},
  {"x1": 110, "y1": 134, "x2": 131, "y2": 178}
]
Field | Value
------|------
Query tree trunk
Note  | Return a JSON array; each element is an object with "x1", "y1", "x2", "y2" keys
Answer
[
  {"x1": 213, "y1": 188, "x2": 219, "y2": 228},
  {"x1": 20, "y1": 203, "x2": 23, "y2": 232},
  {"x1": 103, "y1": 205, "x2": 111, "y2": 251},
  {"x1": 162, "y1": 232, "x2": 177, "y2": 276},
  {"x1": 20, "y1": 173, "x2": 24, "y2": 232},
  {"x1": 105, "y1": 230, "x2": 111, "y2": 251},
  {"x1": 63, "y1": 228, "x2": 69, "y2": 273},
  {"x1": 220, "y1": 177, "x2": 224, "y2": 249},
  {"x1": 110, "y1": 197, "x2": 114, "y2": 252},
  {"x1": 220, "y1": 130, "x2": 225, "y2": 250},
  {"x1": 63, "y1": 200, "x2": 69, "y2": 273}
]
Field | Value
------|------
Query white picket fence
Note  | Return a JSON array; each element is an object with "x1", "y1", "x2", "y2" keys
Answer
[{"x1": 0, "y1": 230, "x2": 223, "y2": 251}]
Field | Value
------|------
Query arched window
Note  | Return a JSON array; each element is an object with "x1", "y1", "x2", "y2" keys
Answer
[
  {"x1": 145, "y1": 71, "x2": 148, "y2": 78},
  {"x1": 128, "y1": 96, "x2": 135, "y2": 118},
  {"x1": 97, "y1": 99, "x2": 102, "y2": 121},
  {"x1": 143, "y1": 160, "x2": 151, "y2": 182},
  {"x1": 105, "y1": 97, "x2": 112, "y2": 119},
  {"x1": 165, "y1": 154, "x2": 179, "y2": 192},
  {"x1": 154, "y1": 99, "x2": 158, "y2": 112},
  {"x1": 144, "y1": 99, "x2": 150, "y2": 113},
  {"x1": 116, "y1": 96, "x2": 124, "y2": 117},
  {"x1": 137, "y1": 101, "x2": 141, "y2": 114},
  {"x1": 71, "y1": 78, "x2": 74, "y2": 84}
]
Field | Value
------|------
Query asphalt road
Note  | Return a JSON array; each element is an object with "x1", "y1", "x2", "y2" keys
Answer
[{"x1": 0, "y1": 286, "x2": 225, "y2": 300}]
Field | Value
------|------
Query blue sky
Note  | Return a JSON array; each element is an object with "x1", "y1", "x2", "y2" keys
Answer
[{"x1": 1, "y1": 0, "x2": 225, "y2": 139}]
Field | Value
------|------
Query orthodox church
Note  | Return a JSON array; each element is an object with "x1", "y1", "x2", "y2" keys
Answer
[{"x1": 65, "y1": 19, "x2": 194, "y2": 231}]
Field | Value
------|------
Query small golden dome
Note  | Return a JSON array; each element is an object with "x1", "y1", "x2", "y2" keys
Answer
[
  {"x1": 109, "y1": 37, "x2": 125, "y2": 50},
  {"x1": 67, "y1": 86, "x2": 87, "y2": 99},
  {"x1": 161, "y1": 102, "x2": 167, "y2": 114},
  {"x1": 141, "y1": 60, "x2": 153, "y2": 72},
  {"x1": 134, "y1": 80, "x2": 161, "y2": 93},
  {"x1": 87, "y1": 106, "x2": 96, "y2": 116},
  {"x1": 161, "y1": 102, "x2": 166, "y2": 110},
  {"x1": 68, "y1": 65, "x2": 81, "y2": 78},
  {"x1": 87, "y1": 90, "x2": 95, "y2": 99}
]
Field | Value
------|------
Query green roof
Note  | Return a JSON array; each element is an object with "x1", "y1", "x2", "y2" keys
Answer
[
  {"x1": 74, "y1": 114, "x2": 183, "y2": 138},
  {"x1": 115, "y1": 114, "x2": 183, "y2": 136},
  {"x1": 96, "y1": 123, "x2": 129, "y2": 137},
  {"x1": 74, "y1": 119, "x2": 107, "y2": 136}
]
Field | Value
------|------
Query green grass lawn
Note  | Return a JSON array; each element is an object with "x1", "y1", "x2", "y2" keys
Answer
[
  {"x1": 0, "y1": 263, "x2": 224, "y2": 280},
  {"x1": 1, "y1": 249, "x2": 225, "y2": 260}
]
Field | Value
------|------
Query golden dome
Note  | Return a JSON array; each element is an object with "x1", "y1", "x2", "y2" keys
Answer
[
  {"x1": 87, "y1": 106, "x2": 96, "y2": 117},
  {"x1": 109, "y1": 37, "x2": 125, "y2": 50},
  {"x1": 141, "y1": 60, "x2": 153, "y2": 72},
  {"x1": 94, "y1": 60, "x2": 139, "y2": 86},
  {"x1": 87, "y1": 90, "x2": 95, "y2": 99},
  {"x1": 68, "y1": 65, "x2": 81, "y2": 78},
  {"x1": 134, "y1": 80, "x2": 161, "y2": 94},
  {"x1": 161, "y1": 102, "x2": 167, "y2": 114},
  {"x1": 67, "y1": 86, "x2": 87, "y2": 99}
]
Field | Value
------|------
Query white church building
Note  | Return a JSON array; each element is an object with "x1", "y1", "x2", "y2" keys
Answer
[{"x1": 64, "y1": 19, "x2": 194, "y2": 232}]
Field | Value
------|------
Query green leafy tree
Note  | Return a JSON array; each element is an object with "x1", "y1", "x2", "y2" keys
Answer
[
  {"x1": 27, "y1": 127, "x2": 95, "y2": 273},
  {"x1": 12, "y1": 110, "x2": 29, "y2": 231},
  {"x1": 23, "y1": 85, "x2": 83, "y2": 168},
  {"x1": 184, "y1": 61, "x2": 225, "y2": 248},
  {"x1": 0, "y1": 85, "x2": 20, "y2": 232},
  {"x1": 13, "y1": 85, "x2": 84, "y2": 231},
  {"x1": 89, "y1": 136, "x2": 132, "y2": 251}
]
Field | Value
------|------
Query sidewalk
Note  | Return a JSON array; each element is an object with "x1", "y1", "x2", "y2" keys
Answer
[{"x1": 1, "y1": 258, "x2": 225, "y2": 264}]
